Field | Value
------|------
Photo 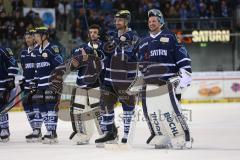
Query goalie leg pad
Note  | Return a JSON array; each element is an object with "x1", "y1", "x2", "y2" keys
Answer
[
  {"x1": 88, "y1": 87, "x2": 103, "y2": 135},
  {"x1": 69, "y1": 87, "x2": 97, "y2": 144},
  {"x1": 145, "y1": 84, "x2": 191, "y2": 146}
]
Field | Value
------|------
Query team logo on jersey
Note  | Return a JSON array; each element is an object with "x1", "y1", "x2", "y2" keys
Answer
[
  {"x1": 52, "y1": 45, "x2": 59, "y2": 53},
  {"x1": 120, "y1": 36, "x2": 126, "y2": 42},
  {"x1": 6, "y1": 48, "x2": 13, "y2": 55},
  {"x1": 42, "y1": 52, "x2": 48, "y2": 58},
  {"x1": 160, "y1": 37, "x2": 169, "y2": 43}
]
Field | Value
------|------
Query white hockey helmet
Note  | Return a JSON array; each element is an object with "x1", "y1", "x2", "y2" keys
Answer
[{"x1": 148, "y1": 9, "x2": 165, "y2": 25}]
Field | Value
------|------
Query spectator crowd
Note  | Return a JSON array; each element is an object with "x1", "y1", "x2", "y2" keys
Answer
[{"x1": 0, "y1": 0, "x2": 239, "y2": 55}]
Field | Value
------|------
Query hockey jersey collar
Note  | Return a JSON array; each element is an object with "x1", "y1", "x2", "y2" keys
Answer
[
  {"x1": 118, "y1": 28, "x2": 132, "y2": 37},
  {"x1": 27, "y1": 46, "x2": 34, "y2": 54},
  {"x1": 87, "y1": 41, "x2": 101, "y2": 48},
  {"x1": 39, "y1": 42, "x2": 50, "y2": 53},
  {"x1": 150, "y1": 30, "x2": 163, "y2": 39}
]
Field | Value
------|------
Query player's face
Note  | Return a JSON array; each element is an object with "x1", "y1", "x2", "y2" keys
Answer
[
  {"x1": 25, "y1": 35, "x2": 34, "y2": 47},
  {"x1": 115, "y1": 18, "x2": 126, "y2": 30},
  {"x1": 148, "y1": 16, "x2": 161, "y2": 32},
  {"x1": 34, "y1": 33, "x2": 42, "y2": 45},
  {"x1": 89, "y1": 28, "x2": 99, "y2": 41},
  {"x1": 34, "y1": 33, "x2": 47, "y2": 45}
]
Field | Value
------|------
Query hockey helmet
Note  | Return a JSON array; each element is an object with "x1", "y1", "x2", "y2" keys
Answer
[
  {"x1": 115, "y1": 10, "x2": 131, "y2": 24},
  {"x1": 35, "y1": 26, "x2": 49, "y2": 35},
  {"x1": 148, "y1": 9, "x2": 165, "y2": 25},
  {"x1": 24, "y1": 29, "x2": 36, "y2": 36}
]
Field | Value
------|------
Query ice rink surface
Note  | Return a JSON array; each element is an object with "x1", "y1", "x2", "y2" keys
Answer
[{"x1": 0, "y1": 103, "x2": 240, "y2": 160}]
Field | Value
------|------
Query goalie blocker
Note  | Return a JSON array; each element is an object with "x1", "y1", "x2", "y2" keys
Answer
[{"x1": 69, "y1": 87, "x2": 103, "y2": 145}]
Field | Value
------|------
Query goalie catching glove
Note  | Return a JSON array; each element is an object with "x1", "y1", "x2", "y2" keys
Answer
[{"x1": 49, "y1": 65, "x2": 66, "y2": 93}]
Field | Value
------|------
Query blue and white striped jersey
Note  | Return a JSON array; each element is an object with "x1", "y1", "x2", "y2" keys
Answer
[
  {"x1": 34, "y1": 43, "x2": 64, "y2": 90},
  {"x1": 138, "y1": 28, "x2": 192, "y2": 82},
  {"x1": 103, "y1": 29, "x2": 139, "y2": 87},
  {"x1": 71, "y1": 41, "x2": 105, "y2": 88},
  {"x1": 0, "y1": 47, "x2": 18, "y2": 91},
  {"x1": 20, "y1": 46, "x2": 37, "y2": 91}
]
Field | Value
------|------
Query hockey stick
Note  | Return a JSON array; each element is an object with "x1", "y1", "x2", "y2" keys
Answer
[
  {"x1": 4, "y1": 89, "x2": 24, "y2": 110},
  {"x1": 0, "y1": 89, "x2": 35, "y2": 115},
  {"x1": 0, "y1": 89, "x2": 24, "y2": 114},
  {"x1": 82, "y1": 0, "x2": 98, "y2": 56}
]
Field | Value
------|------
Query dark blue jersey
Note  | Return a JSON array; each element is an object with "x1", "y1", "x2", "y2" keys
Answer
[
  {"x1": 0, "y1": 47, "x2": 18, "y2": 91},
  {"x1": 34, "y1": 43, "x2": 64, "y2": 90},
  {"x1": 138, "y1": 28, "x2": 192, "y2": 82},
  {"x1": 20, "y1": 46, "x2": 37, "y2": 91},
  {"x1": 71, "y1": 41, "x2": 105, "y2": 88},
  {"x1": 103, "y1": 29, "x2": 139, "y2": 87}
]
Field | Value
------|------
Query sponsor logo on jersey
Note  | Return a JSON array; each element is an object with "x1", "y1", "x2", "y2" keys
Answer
[
  {"x1": 160, "y1": 37, "x2": 169, "y2": 43},
  {"x1": 25, "y1": 63, "x2": 35, "y2": 69},
  {"x1": 36, "y1": 62, "x2": 50, "y2": 68},
  {"x1": 164, "y1": 112, "x2": 179, "y2": 136},
  {"x1": 150, "y1": 49, "x2": 167, "y2": 56}
]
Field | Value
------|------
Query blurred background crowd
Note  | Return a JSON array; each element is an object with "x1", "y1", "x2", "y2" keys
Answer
[{"x1": 0, "y1": 0, "x2": 240, "y2": 71}]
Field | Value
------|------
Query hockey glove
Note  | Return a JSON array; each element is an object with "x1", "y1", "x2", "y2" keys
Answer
[
  {"x1": 169, "y1": 68, "x2": 192, "y2": 94},
  {"x1": 19, "y1": 78, "x2": 26, "y2": 91},
  {"x1": 5, "y1": 76, "x2": 15, "y2": 91},
  {"x1": 50, "y1": 69, "x2": 65, "y2": 93}
]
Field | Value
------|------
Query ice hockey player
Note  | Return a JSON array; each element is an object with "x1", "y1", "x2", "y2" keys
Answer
[
  {"x1": 32, "y1": 26, "x2": 64, "y2": 144},
  {"x1": 95, "y1": 10, "x2": 139, "y2": 145},
  {"x1": 19, "y1": 29, "x2": 43, "y2": 142},
  {"x1": 68, "y1": 24, "x2": 105, "y2": 144},
  {"x1": 0, "y1": 47, "x2": 18, "y2": 142},
  {"x1": 137, "y1": 9, "x2": 192, "y2": 149}
]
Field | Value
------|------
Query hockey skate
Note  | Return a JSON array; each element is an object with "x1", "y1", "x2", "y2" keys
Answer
[
  {"x1": 42, "y1": 131, "x2": 58, "y2": 144},
  {"x1": 0, "y1": 128, "x2": 10, "y2": 143},
  {"x1": 69, "y1": 131, "x2": 90, "y2": 145},
  {"x1": 26, "y1": 129, "x2": 42, "y2": 143},
  {"x1": 95, "y1": 125, "x2": 118, "y2": 148},
  {"x1": 147, "y1": 133, "x2": 171, "y2": 149},
  {"x1": 171, "y1": 137, "x2": 194, "y2": 149},
  {"x1": 121, "y1": 134, "x2": 128, "y2": 144},
  {"x1": 146, "y1": 133, "x2": 156, "y2": 144}
]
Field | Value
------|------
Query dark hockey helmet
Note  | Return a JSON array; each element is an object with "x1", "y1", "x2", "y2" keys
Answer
[
  {"x1": 35, "y1": 26, "x2": 49, "y2": 35},
  {"x1": 24, "y1": 29, "x2": 36, "y2": 36},
  {"x1": 115, "y1": 10, "x2": 131, "y2": 24},
  {"x1": 148, "y1": 9, "x2": 165, "y2": 25}
]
